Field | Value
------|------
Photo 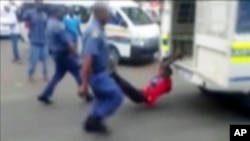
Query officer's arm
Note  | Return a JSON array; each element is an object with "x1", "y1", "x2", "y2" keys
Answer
[
  {"x1": 63, "y1": 17, "x2": 68, "y2": 30},
  {"x1": 59, "y1": 30, "x2": 78, "y2": 56},
  {"x1": 81, "y1": 33, "x2": 100, "y2": 89},
  {"x1": 44, "y1": 13, "x2": 49, "y2": 23},
  {"x1": 78, "y1": 25, "x2": 82, "y2": 35},
  {"x1": 77, "y1": 18, "x2": 82, "y2": 35},
  {"x1": 22, "y1": 9, "x2": 31, "y2": 22},
  {"x1": 162, "y1": 50, "x2": 183, "y2": 66},
  {"x1": 82, "y1": 55, "x2": 92, "y2": 91},
  {"x1": 22, "y1": 9, "x2": 32, "y2": 28}
]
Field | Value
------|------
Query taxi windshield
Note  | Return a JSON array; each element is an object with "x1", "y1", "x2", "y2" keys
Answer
[{"x1": 121, "y1": 7, "x2": 153, "y2": 25}]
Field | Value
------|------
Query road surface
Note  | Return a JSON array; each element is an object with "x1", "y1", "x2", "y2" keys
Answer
[{"x1": 1, "y1": 39, "x2": 249, "y2": 141}]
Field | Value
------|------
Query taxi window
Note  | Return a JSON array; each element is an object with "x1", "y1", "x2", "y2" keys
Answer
[
  {"x1": 122, "y1": 7, "x2": 153, "y2": 25},
  {"x1": 108, "y1": 11, "x2": 124, "y2": 26},
  {"x1": 72, "y1": 5, "x2": 91, "y2": 23},
  {"x1": 236, "y1": 0, "x2": 250, "y2": 33}
]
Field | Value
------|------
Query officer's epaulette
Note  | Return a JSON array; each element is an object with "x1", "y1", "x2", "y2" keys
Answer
[{"x1": 91, "y1": 30, "x2": 99, "y2": 38}]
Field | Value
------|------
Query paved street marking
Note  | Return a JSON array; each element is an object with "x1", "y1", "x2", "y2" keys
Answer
[
  {"x1": 1, "y1": 93, "x2": 33, "y2": 103},
  {"x1": 15, "y1": 82, "x2": 23, "y2": 88}
]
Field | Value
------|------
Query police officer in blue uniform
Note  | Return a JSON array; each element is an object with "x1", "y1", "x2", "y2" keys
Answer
[
  {"x1": 22, "y1": 0, "x2": 48, "y2": 82},
  {"x1": 38, "y1": 6, "x2": 92, "y2": 104},
  {"x1": 79, "y1": 3, "x2": 124, "y2": 134}
]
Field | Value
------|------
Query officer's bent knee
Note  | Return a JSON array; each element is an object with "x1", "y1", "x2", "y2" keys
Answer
[{"x1": 114, "y1": 91, "x2": 124, "y2": 106}]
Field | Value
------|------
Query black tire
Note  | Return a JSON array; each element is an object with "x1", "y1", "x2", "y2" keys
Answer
[
  {"x1": 198, "y1": 86, "x2": 212, "y2": 94},
  {"x1": 242, "y1": 94, "x2": 250, "y2": 109},
  {"x1": 199, "y1": 86, "x2": 250, "y2": 109},
  {"x1": 109, "y1": 45, "x2": 120, "y2": 64}
]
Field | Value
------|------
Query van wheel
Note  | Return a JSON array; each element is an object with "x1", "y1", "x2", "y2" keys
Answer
[
  {"x1": 199, "y1": 86, "x2": 250, "y2": 109},
  {"x1": 198, "y1": 86, "x2": 211, "y2": 94},
  {"x1": 109, "y1": 45, "x2": 120, "y2": 64},
  {"x1": 243, "y1": 94, "x2": 250, "y2": 109}
]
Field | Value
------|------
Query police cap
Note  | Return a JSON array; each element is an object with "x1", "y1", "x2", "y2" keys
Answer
[{"x1": 91, "y1": 2, "x2": 109, "y2": 13}]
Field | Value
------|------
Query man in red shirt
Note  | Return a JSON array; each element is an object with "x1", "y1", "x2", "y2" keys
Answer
[{"x1": 111, "y1": 53, "x2": 182, "y2": 107}]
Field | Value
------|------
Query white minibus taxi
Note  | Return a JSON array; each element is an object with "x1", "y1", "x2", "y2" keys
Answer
[{"x1": 31, "y1": 1, "x2": 160, "y2": 62}]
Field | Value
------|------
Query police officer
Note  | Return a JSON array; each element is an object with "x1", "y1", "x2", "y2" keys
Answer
[
  {"x1": 22, "y1": 0, "x2": 48, "y2": 82},
  {"x1": 38, "y1": 6, "x2": 92, "y2": 104},
  {"x1": 79, "y1": 3, "x2": 124, "y2": 134}
]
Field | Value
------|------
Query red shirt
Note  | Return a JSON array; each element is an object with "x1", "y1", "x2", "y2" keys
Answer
[{"x1": 142, "y1": 76, "x2": 172, "y2": 107}]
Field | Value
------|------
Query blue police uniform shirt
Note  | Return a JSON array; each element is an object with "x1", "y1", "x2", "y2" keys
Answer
[
  {"x1": 82, "y1": 18, "x2": 109, "y2": 73},
  {"x1": 46, "y1": 17, "x2": 72, "y2": 56},
  {"x1": 63, "y1": 14, "x2": 81, "y2": 39},
  {"x1": 23, "y1": 9, "x2": 48, "y2": 46}
]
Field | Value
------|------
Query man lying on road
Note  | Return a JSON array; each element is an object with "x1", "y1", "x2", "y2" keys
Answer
[{"x1": 111, "y1": 52, "x2": 182, "y2": 107}]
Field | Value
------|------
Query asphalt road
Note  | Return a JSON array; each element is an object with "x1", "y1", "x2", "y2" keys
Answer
[{"x1": 1, "y1": 39, "x2": 249, "y2": 141}]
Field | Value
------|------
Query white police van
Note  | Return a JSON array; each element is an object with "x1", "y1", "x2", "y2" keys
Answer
[
  {"x1": 41, "y1": 1, "x2": 160, "y2": 63},
  {"x1": 160, "y1": 0, "x2": 250, "y2": 107}
]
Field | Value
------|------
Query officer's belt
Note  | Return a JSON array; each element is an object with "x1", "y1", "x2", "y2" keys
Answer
[
  {"x1": 51, "y1": 51, "x2": 69, "y2": 56},
  {"x1": 92, "y1": 69, "x2": 106, "y2": 74}
]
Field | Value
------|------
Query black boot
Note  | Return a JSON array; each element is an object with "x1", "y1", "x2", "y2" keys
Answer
[
  {"x1": 84, "y1": 116, "x2": 109, "y2": 134},
  {"x1": 37, "y1": 96, "x2": 53, "y2": 105}
]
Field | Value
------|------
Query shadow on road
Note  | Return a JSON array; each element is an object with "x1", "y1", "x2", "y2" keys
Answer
[
  {"x1": 122, "y1": 88, "x2": 250, "y2": 124},
  {"x1": 202, "y1": 91, "x2": 250, "y2": 118}
]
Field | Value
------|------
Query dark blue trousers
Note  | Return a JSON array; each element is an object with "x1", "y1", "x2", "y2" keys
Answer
[
  {"x1": 89, "y1": 71, "x2": 124, "y2": 119},
  {"x1": 10, "y1": 34, "x2": 20, "y2": 60},
  {"x1": 40, "y1": 55, "x2": 81, "y2": 99},
  {"x1": 28, "y1": 44, "x2": 48, "y2": 78}
]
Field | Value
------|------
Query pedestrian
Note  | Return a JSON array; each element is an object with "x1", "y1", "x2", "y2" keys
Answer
[
  {"x1": 63, "y1": 7, "x2": 81, "y2": 49},
  {"x1": 2, "y1": 5, "x2": 21, "y2": 63},
  {"x1": 22, "y1": 0, "x2": 48, "y2": 82},
  {"x1": 37, "y1": 6, "x2": 92, "y2": 105},
  {"x1": 79, "y1": 3, "x2": 124, "y2": 134}
]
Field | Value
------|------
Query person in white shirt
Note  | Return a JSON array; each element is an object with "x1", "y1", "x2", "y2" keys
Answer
[{"x1": 3, "y1": 5, "x2": 21, "y2": 62}]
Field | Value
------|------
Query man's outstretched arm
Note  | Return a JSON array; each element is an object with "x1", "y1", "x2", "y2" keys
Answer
[{"x1": 162, "y1": 51, "x2": 183, "y2": 67}]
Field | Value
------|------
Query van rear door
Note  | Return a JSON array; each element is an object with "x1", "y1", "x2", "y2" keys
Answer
[{"x1": 194, "y1": 1, "x2": 235, "y2": 88}]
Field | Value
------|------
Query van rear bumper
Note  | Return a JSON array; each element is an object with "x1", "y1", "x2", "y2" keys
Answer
[
  {"x1": 130, "y1": 45, "x2": 159, "y2": 61},
  {"x1": 173, "y1": 64, "x2": 250, "y2": 94}
]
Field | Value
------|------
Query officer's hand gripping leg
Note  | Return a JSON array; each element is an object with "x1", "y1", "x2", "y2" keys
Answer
[{"x1": 68, "y1": 59, "x2": 94, "y2": 103}]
